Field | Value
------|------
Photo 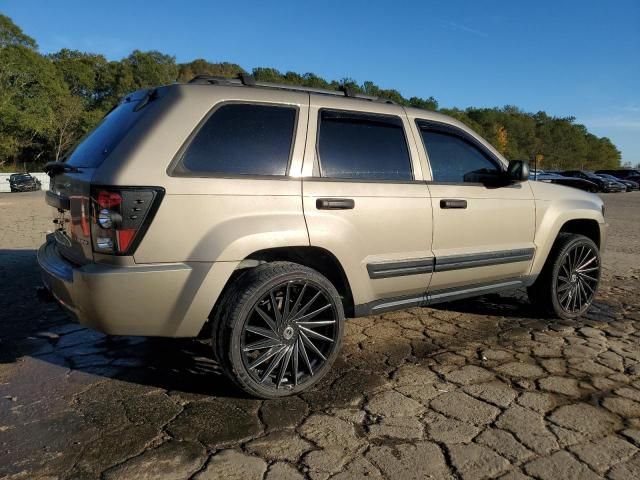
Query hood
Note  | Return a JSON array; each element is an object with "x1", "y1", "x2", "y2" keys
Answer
[{"x1": 529, "y1": 179, "x2": 604, "y2": 210}]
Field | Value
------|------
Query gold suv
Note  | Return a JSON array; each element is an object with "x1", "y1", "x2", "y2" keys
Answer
[{"x1": 39, "y1": 75, "x2": 607, "y2": 398}]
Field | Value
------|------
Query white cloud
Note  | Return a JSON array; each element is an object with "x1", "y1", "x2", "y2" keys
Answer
[{"x1": 437, "y1": 19, "x2": 488, "y2": 38}]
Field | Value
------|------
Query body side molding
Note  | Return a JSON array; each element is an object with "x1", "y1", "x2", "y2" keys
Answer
[
  {"x1": 353, "y1": 277, "x2": 532, "y2": 317},
  {"x1": 366, "y1": 248, "x2": 534, "y2": 280},
  {"x1": 367, "y1": 257, "x2": 434, "y2": 279},
  {"x1": 434, "y1": 248, "x2": 535, "y2": 272}
]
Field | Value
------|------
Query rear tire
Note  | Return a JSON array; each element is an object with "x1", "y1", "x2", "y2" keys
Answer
[
  {"x1": 528, "y1": 233, "x2": 601, "y2": 320},
  {"x1": 212, "y1": 261, "x2": 344, "y2": 399}
]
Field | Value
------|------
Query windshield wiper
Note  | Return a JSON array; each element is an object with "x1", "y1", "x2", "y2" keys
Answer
[{"x1": 43, "y1": 161, "x2": 83, "y2": 177}]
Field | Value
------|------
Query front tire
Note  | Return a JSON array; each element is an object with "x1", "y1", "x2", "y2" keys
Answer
[
  {"x1": 528, "y1": 233, "x2": 601, "y2": 320},
  {"x1": 213, "y1": 262, "x2": 344, "y2": 398}
]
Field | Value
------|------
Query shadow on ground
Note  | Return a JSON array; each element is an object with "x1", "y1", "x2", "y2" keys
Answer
[{"x1": 0, "y1": 247, "x2": 625, "y2": 402}]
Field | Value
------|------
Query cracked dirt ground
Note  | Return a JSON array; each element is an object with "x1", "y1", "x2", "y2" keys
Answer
[{"x1": 1, "y1": 191, "x2": 640, "y2": 480}]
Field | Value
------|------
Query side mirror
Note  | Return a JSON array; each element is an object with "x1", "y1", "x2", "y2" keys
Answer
[{"x1": 507, "y1": 160, "x2": 529, "y2": 182}]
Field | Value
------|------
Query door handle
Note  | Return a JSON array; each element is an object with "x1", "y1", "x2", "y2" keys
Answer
[
  {"x1": 316, "y1": 198, "x2": 355, "y2": 210},
  {"x1": 440, "y1": 199, "x2": 467, "y2": 209}
]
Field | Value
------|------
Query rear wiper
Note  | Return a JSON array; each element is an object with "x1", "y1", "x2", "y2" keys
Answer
[
  {"x1": 133, "y1": 88, "x2": 159, "y2": 112},
  {"x1": 43, "y1": 162, "x2": 83, "y2": 177}
]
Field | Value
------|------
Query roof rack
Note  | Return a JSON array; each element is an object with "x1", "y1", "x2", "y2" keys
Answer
[{"x1": 187, "y1": 74, "x2": 397, "y2": 105}]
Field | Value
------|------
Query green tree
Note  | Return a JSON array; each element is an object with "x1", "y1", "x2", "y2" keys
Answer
[
  {"x1": 0, "y1": 45, "x2": 65, "y2": 166},
  {"x1": 0, "y1": 14, "x2": 36, "y2": 49},
  {"x1": 121, "y1": 50, "x2": 178, "y2": 91},
  {"x1": 0, "y1": 13, "x2": 623, "y2": 171},
  {"x1": 177, "y1": 60, "x2": 244, "y2": 82}
]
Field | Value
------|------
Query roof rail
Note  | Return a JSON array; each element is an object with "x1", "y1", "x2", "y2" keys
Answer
[{"x1": 187, "y1": 74, "x2": 397, "y2": 105}]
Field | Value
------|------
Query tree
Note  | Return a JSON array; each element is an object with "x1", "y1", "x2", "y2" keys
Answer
[
  {"x1": 49, "y1": 94, "x2": 100, "y2": 161},
  {"x1": 409, "y1": 96, "x2": 438, "y2": 111},
  {"x1": 122, "y1": 50, "x2": 178, "y2": 91},
  {"x1": 0, "y1": 14, "x2": 37, "y2": 49},
  {"x1": 49, "y1": 49, "x2": 110, "y2": 106},
  {"x1": 177, "y1": 60, "x2": 244, "y2": 82},
  {"x1": 0, "y1": 13, "x2": 623, "y2": 171},
  {"x1": 0, "y1": 45, "x2": 65, "y2": 166}
]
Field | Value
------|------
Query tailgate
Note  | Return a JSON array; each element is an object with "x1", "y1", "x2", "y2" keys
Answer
[{"x1": 47, "y1": 170, "x2": 95, "y2": 265}]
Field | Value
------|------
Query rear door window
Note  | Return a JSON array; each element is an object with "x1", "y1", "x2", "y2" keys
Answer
[
  {"x1": 317, "y1": 110, "x2": 413, "y2": 181},
  {"x1": 177, "y1": 103, "x2": 297, "y2": 176}
]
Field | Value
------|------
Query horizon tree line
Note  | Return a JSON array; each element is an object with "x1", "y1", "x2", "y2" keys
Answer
[{"x1": 0, "y1": 14, "x2": 627, "y2": 172}]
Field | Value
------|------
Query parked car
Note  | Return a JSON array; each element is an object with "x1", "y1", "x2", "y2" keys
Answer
[
  {"x1": 597, "y1": 173, "x2": 639, "y2": 192},
  {"x1": 530, "y1": 169, "x2": 545, "y2": 179},
  {"x1": 595, "y1": 169, "x2": 640, "y2": 184},
  {"x1": 534, "y1": 173, "x2": 599, "y2": 192},
  {"x1": 560, "y1": 170, "x2": 626, "y2": 192},
  {"x1": 7, "y1": 173, "x2": 41, "y2": 192},
  {"x1": 39, "y1": 75, "x2": 607, "y2": 398}
]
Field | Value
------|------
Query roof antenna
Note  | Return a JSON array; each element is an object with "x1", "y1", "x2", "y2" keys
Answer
[
  {"x1": 239, "y1": 72, "x2": 256, "y2": 86},
  {"x1": 340, "y1": 84, "x2": 356, "y2": 98}
]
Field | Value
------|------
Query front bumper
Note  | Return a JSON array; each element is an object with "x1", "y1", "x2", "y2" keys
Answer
[
  {"x1": 37, "y1": 237, "x2": 231, "y2": 337},
  {"x1": 10, "y1": 183, "x2": 39, "y2": 192}
]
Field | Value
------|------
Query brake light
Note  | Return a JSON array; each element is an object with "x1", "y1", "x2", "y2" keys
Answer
[
  {"x1": 97, "y1": 191, "x2": 122, "y2": 209},
  {"x1": 90, "y1": 186, "x2": 163, "y2": 255}
]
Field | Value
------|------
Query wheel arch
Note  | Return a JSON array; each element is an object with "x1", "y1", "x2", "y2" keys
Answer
[
  {"x1": 558, "y1": 218, "x2": 601, "y2": 248},
  {"x1": 199, "y1": 246, "x2": 355, "y2": 338},
  {"x1": 530, "y1": 210, "x2": 604, "y2": 277},
  {"x1": 243, "y1": 246, "x2": 355, "y2": 318}
]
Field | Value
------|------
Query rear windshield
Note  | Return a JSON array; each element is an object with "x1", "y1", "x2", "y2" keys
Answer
[{"x1": 65, "y1": 99, "x2": 146, "y2": 168}]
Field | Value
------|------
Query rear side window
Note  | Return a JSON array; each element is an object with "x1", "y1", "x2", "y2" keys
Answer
[
  {"x1": 419, "y1": 128, "x2": 500, "y2": 183},
  {"x1": 66, "y1": 100, "x2": 146, "y2": 168},
  {"x1": 317, "y1": 110, "x2": 412, "y2": 181},
  {"x1": 178, "y1": 103, "x2": 297, "y2": 176}
]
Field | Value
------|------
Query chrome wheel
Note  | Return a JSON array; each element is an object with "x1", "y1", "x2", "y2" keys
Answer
[
  {"x1": 555, "y1": 243, "x2": 600, "y2": 314},
  {"x1": 240, "y1": 280, "x2": 338, "y2": 391}
]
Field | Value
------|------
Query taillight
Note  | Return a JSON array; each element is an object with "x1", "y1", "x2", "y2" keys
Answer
[{"x1": 90, "y1": 186, "x2": 164, "y2": 255}]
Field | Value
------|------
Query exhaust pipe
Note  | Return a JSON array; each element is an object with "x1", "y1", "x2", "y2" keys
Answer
[{"x1": 36, "y1": 286, "x2": 55, "y2": 303}]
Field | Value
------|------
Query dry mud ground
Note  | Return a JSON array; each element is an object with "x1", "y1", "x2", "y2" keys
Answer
[{"x1": 1, "y1": 191, "x2": 640, "y2": 480}]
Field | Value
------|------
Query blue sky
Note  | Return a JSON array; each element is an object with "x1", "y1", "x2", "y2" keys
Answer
[{"x1": 3, "y1": 0, "x2": 639, "y2": 163}]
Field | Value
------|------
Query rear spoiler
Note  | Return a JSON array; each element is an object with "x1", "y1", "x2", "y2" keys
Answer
[{"x1": 43, "y1": 162, "x2": 82, "y2": 177}]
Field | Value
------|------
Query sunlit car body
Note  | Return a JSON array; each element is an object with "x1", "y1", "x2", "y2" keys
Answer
[{"x1": 38, "y1": 75, "x2": 608, "y2": 398}]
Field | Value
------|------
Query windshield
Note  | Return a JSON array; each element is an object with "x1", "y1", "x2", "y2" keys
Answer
[
  {"x1": 11, "y1": 174, "x2": 31, "y2": 180},
  {"x1": 584, "y1": 172, "x2": 601, "y2": 180},
  {"x1": 64, "y1": 99, "x2": 146, "y2": 168}
]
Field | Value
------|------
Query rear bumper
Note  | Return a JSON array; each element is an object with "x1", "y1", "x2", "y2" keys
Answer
[{"x1": 38, "y1": 237, "x2": 237, "y2": 337}]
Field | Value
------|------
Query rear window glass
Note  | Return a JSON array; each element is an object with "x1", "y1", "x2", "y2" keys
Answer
[
  {"x1": 65, "y1": 100, "x2": 146, "y2": 168},
  {"x1": 178, "y1": 103, "x2": 297, "y2": 176},
  {"x1": 317, "y1": 110, "x2": 412, "y2": 181}
]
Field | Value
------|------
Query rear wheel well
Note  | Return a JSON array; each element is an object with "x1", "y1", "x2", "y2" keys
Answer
[
  {"x1": 558, "y1": 219, "x2": 601, "y2": 248},
  {"x1": 241, "y1": 247, "x2": 355, "y2": 318}
]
